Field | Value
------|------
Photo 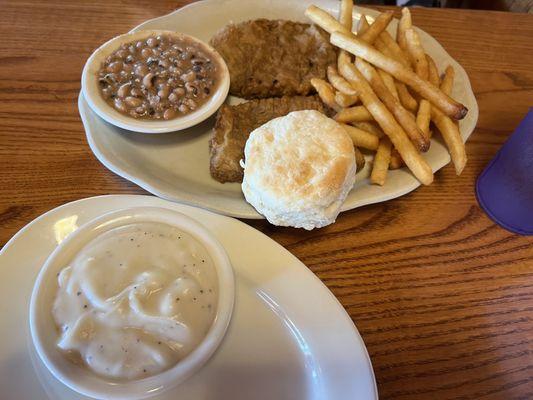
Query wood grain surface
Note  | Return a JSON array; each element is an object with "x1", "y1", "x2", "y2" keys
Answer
[{"x1": 1, "y1": 1, "x2": 532, "y2": 399}]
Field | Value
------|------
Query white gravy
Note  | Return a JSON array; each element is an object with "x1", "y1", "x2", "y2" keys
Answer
[{"x1": 52, "y1": 222, "x2": 218, "y2": 380}]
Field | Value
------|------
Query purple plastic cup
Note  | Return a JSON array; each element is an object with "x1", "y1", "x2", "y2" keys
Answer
[{"x1": 476, "y1": 108, "x2": 533, "y2": 235}]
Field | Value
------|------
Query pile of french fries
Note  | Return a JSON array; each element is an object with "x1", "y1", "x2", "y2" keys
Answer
[{"x1": 306, "y1": 1, "x2": 468, "y2": 186}]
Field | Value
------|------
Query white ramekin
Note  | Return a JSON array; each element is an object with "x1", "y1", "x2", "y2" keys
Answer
[
  {"x1": 29, "y1": 207, "x2": 234, "y2": 400},
  {"x1": 81, "y1": 30, "x2": 230, "y2": 133}
]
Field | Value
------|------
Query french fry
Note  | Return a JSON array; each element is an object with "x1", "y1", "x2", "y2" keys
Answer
[
  {"x1": 378, "y1": 69, "x2": 399, "y2": 101},
  {"x1": 340, "y1": 123, "x2": 380, "y2": 150},
  {"x1": 427, "y1": 54, "x2": 440, "y2": 87},
  {"x1": 354, "y1": 146, "x2": 366, "y2": 172},
  {"x1": 397, "y1": 7, "x2": 412, "y2": 55},
  {"x1": 440, "y1": 65, "x2": 455, "y2": 96},
  {"x1": 335, "y1": 91, "x2": 359, "y2": 107},
  {"x1": 320, "y1": 0, "x2": 358, "y2": 108},
  {"x1": 359, "y1": 11, "x2": 394, "y2": 45},
  {"x1": 310, "y1": 78, "x2": 340, "y2": 111},
  {"x1": 403, "y1": 27, "x2": 431, "y2": 149},
  {"x1": 358, "y1": 12, "x2": 397, "y2": 69},
  {"x1": 334, "y1": 106, "x2": 374, "y2": 123},
  {"x1": 330, "y1": 31, "x2": 468, "y2": 120},
  {"x1": 378, "y1": 30, "x2": 411, "y2": 68},
  {"x1": 337, "y1": 60, "x2": 433, "y2": 185},
  {"x1": 327, "y1": 65, "x2": 358, "y2": 96},
  {"x1": 356, "y1": 58, "x2": 429, "y2": 151},
  {"x1": 353, "y1": 121, "x2": 385, "y2": 138},
  {"x1": 431, "y1": 107, "x2": 467, "y2": 175},
  {"x1": 358, "y1": 14, "x2": 370, "y2": 34},
  {"x1": 337, "y1": 0, "x2": 353, "y2": 70},
  {"x1": 426, "y1": 51, "x2": 465, "y2": 172},
  {"x1": 337, "y1": 50, "x2": 353, "y2": 79},
  {"x1": 435, "y1": 64, "x2": 465, "y2": 173},
  {"x1": 405, "y1": 28, "x2": 428, "y2": 80},
  {"x1": 416, "y1": 99, "x2": 431, "y2": 139},
  {"x1": 373, "y1": 38, "x2": 416, "y2": 120},
  {"x1": 371, "y1": 137, "x2": 392, "y2": 185},
  {"x1": 396, "y1": 82, "x2": 418, "y2": 112},
  {"x1": 339, "y1": 0, "x2": 353, "y2": 31},
  {"x1": 389, "y1": 148, "x2": 404, "y2": 169},
  {"x1": 426, "y1": 57, "x2": 465, "y2": 173},
  {"x1": 305, "y1": 5, "x2": 351, "y2": 35}
]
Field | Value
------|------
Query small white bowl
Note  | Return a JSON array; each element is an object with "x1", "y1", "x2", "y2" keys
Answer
[
  {"x1": 81, "y1": 30, "x2": 230, "y2": 133},
  {"x1": 29, "y1": 207, "x2": 234, "y2": 400}
]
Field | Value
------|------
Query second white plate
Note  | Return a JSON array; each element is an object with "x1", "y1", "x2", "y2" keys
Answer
[
  {"x1": 80, "y1": 0, "x2": 479, "y2": 219},
  {"x1": 0, "y1": 195, "x2": 377, "y2": 400}
]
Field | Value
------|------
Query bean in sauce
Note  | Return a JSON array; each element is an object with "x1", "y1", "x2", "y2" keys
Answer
[{"x1": 98, "y1": 34, "x2": 220, "y2": 120}]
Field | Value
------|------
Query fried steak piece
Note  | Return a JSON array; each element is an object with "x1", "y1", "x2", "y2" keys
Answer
[
  {"x1": 210, "y1": 96, "x2": 326, "y2": 183},
  {"x1": 210, "y1": 19, "x2": 337, "y2": 99}
]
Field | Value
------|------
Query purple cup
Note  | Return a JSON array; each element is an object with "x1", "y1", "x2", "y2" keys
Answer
[{"x1": 476, "y1": 108, "x2": 533, "y2": 235}]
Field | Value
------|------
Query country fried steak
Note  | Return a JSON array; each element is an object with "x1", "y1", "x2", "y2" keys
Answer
[
  {"x1": 210, "y1": 19, "x2": 337, "y2": 99},
  {"x1": 209, "y1": 96, "x2": 327, "y2": 183}
]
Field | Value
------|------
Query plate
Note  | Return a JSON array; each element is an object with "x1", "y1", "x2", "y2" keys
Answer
[
  {"x1": 80, "y1": 0, "x2": 479, "y2": 219},
  {"x1": 0, "y1": 195, "x2": 377, "y2": 400}
]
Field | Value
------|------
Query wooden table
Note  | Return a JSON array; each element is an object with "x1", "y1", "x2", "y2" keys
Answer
[{"x1": 1, "y1": 1, "x2": 532, "y2": 398}]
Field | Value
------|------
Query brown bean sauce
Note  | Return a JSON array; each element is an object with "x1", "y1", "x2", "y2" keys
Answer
[{"x1": 98, "y1": 34, "x2": 220, "y2": 120}]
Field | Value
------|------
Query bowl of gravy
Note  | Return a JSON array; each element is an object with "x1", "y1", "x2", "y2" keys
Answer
[
  {"x1": 29, "y1": 207, "x2": 234, "y2": 399},
  {"x1": 81, "y1": 30, "x2": 230, "y2": 133}
]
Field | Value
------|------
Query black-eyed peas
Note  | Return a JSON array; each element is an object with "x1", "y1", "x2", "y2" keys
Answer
[{"x1": 98, "y1": 34, "x2": 220, "y2": 120}]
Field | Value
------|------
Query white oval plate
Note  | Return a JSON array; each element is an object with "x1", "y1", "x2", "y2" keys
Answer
[
  {"x1": 0, "y1": 195, "x2": 377, "y2": 400},
  {"x1": 80, "y1": 0, "x2": 478, "y2": 219}
]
